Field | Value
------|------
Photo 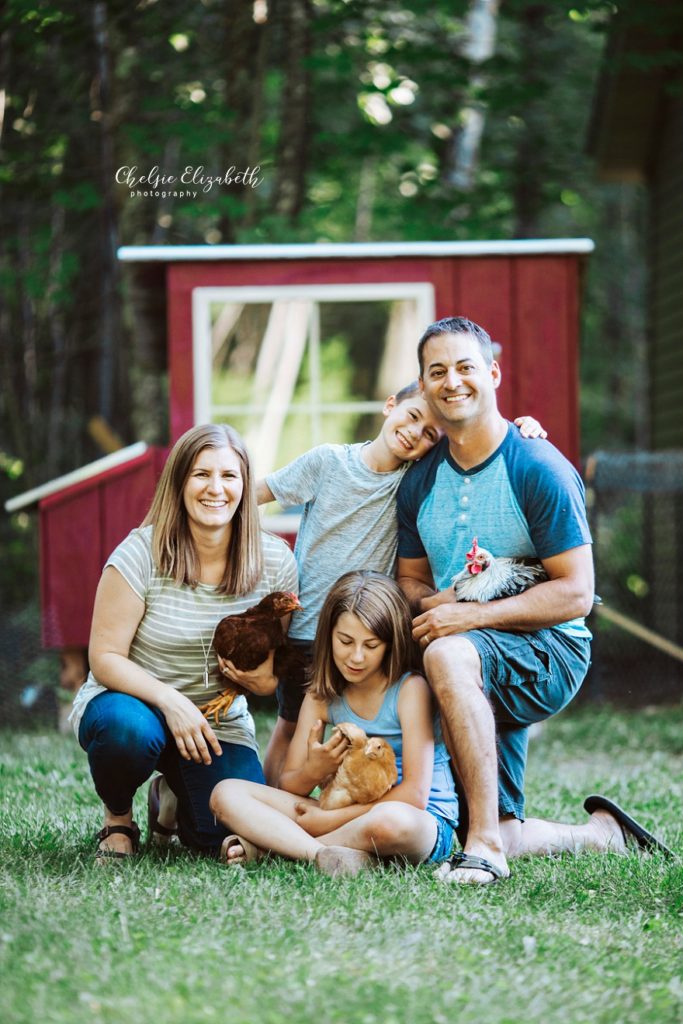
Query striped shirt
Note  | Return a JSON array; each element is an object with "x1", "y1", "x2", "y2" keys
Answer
[{"x1": 70, "y1": 525, "x2": 298, "y2": 748}]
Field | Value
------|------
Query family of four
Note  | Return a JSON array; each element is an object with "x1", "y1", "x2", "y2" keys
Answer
[{"x1": 72, "y1": 316, "x2": 667, "y2": 883}]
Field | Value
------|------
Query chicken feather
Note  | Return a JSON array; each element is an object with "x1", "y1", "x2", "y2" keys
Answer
[
  {"x1": 319, "y1": 722, "x2": 398, "y2": 809},
  {"x1": 451, "y1": 537, "x2": 547, "y2": 603}
]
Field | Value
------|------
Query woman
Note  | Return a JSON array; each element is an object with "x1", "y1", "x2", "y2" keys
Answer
[{"x1": 71, "y1": 424, "x2": 298, "y2": 861}]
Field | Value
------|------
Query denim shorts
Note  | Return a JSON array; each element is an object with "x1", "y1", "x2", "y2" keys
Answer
[
  {"x1": 459, "y1": 627, "x2": 591, "y2": 822},
  {"x1": 427, "y1": 812, "x2": 456, "y2": 863},
  {"x1": 276, "y1": 639, "x2": 314, "y2": 721}
]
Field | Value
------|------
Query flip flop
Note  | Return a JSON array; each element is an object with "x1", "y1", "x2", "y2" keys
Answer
[
  {"x1": 584, "y1": 794, "x2": 675, "y2": 858},
  {"x1": 220, "y1": 834, "x2": 263, "y2": 865},
  {"x1": 437, "y1": 850, "x2": 507, "y2": 883}
]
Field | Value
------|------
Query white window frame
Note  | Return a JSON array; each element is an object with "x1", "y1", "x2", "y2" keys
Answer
[{"x1": 191, "y1": 282, "x2": 436, "y2": 425}]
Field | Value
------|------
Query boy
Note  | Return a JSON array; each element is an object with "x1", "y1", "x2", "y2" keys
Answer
[{"x1": 257, "y1": 382, "x2": 544, "y2": 783}]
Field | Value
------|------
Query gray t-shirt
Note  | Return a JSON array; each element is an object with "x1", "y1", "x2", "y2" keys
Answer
[
  {"x1": 70, "y1": 524, "x2": 298, "y2": 748},
  {"x1": 266, "y1": 443, "x2": 408, "y2": 640}
]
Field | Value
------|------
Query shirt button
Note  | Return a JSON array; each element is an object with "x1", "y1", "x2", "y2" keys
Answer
[
  {"x1": 461, "y1": 495, "x2": 469, "y2": 506},
  {"x1": 459, "y1": 514, "x2": 467, "y2": 522},
  {"x1": 464, "y1": 477, "x2": 471, "y2": 484}
]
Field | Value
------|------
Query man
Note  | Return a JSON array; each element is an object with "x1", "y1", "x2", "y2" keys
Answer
[{"x1": 397, "y1": 316, "x2": 669, "y2": 884}]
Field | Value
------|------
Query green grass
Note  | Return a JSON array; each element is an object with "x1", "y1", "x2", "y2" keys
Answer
[{"x1": 1, "y1": 706, "x2": 682, "y2": 1024}]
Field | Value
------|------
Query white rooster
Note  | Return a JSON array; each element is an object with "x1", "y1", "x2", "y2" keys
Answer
[{"x1": 451, "y1": 537, "x2": 548, "y2": 602}]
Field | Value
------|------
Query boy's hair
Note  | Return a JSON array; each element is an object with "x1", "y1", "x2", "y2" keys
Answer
[
  {"x1": 394, "y1": 380, "x2": 421, "y2": 404},
  {"x1": 308, "y1": 571, "x2": 416, "y2": 702},
  {"x1": 142, "y1": 422, "x2": 263, "y2": 595},
  {"x1": 417, "y1": 316, "x2": 494, "y2": 374}
]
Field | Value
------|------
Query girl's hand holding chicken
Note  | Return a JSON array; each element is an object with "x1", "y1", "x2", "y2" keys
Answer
[{"x1": 304, "y1": 719, "x2": 350, "y2": 783}]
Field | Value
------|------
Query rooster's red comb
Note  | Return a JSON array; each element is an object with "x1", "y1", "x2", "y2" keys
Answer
[{"x1": 466, "y1": 537, "x2": 479, "y2": 561}]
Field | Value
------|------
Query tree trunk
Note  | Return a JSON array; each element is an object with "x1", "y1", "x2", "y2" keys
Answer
[{"x1": 273, "y1": 0, "x2": 312, "y2": 221}]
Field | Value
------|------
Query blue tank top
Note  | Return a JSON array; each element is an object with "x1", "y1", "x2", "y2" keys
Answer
[{"x1": 327, "y1": 672, "x2": 458, "y2": 825}]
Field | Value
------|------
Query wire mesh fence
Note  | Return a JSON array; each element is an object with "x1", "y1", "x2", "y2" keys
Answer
[{"x1": 581, "y1": 450, "x2": 683, "y2": 706}]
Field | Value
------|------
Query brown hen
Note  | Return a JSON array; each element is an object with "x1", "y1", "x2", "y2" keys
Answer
[
  {"x1": 319, "y1": 722, "x2": 398, "y2": 809},
  {"x1": 199, "y1": 591, "x2": 302, "y2": 724}
]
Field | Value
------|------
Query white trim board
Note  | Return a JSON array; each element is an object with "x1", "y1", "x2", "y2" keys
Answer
[
  {"x1": 192, "y1": 282, "x2": 435, "y2": 424},
  {"x1": 5, "y1": 443, "x2": 149, "y2": 513},
  {"x1": 118, "y1": 238, "x2": 595, "y2": 262}
]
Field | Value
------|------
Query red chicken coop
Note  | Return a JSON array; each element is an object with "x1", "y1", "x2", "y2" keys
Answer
[{"x1": 7, "y1": 238, "x2": 593, "y2": 663}]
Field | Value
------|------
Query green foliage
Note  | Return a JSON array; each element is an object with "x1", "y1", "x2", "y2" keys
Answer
[{"x1": 0, "y1": 0, "x2": 665, "y2": 611}]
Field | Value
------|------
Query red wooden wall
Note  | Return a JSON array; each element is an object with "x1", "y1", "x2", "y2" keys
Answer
[
  {"x1": 166, "y1": 254, "x2": 580, "y2": 462},
  {"x1": 40, "y1": 447, "x2": 166, "y2": 648}
]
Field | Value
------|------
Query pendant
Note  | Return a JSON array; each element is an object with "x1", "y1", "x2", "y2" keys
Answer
[{"x1": 204, "y1": 666, "x2": 209, "y2": 689}]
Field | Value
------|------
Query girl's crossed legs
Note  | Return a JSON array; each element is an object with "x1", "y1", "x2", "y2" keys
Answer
[{"x1": 210, "y1": 778, "x2": 438, "y2": 868}]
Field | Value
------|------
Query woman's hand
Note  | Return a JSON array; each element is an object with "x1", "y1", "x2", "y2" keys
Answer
[
  {"x1": 158, "y1": 688, "x2": 223, "y2": 764},
  {"x1": 217, "y1": 650, "x2": 277, "y2": 696},
  {"x1": 303, "y1": 719, "x2": 349, "y2": 783}
]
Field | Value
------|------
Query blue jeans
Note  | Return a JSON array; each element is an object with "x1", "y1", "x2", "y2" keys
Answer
[{"x1": 78, "y1": 691, "x2": 265, "y2": 854}]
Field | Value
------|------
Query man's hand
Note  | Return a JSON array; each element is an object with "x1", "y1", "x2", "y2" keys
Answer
[
  {"x1": 420, "y1": 588, "x2": 458, "y2": 611},
  {"x1": 412, "y1": 600, "x2": 485, "y2": 647}
]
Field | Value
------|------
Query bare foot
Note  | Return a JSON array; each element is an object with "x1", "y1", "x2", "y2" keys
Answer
[
  {"x1": 434, "y1": 841, "x2": 509, "y2": 885},
  {"x1": 315, "y1": 845, "x2": 377, "y2": 878},
  {"x1": 587, "y1": 810, "x2": 627, "y2": 853}
]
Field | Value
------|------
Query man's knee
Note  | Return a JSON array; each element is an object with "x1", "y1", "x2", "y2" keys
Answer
[{"x1": 423, "y1": 636, "x2": 482, "y2": 693}]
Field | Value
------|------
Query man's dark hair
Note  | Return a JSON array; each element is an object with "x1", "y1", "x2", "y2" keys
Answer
[{"x1": 417, "y1": 316, "x2": 493, "y2": 375}]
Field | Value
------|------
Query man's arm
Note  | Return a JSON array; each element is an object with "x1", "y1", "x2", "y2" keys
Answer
[
  {"x1": 397, "y1": 556, "x2": 439, "y2": 614},
  {"x1": 411, "y1": 544, "x2": 594, "y2": 644}
]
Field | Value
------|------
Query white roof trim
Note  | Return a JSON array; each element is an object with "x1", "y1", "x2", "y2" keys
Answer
[
  {"x1": 117, "y1": 239, "x2": 595, "y2": 262},
  {"x1": 5, "y1": 442, "x2": 149, "y2": 513}
]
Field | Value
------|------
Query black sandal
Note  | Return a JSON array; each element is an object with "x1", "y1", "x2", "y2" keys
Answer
[
  {"x1": 438, "y1": 851, "x2": 507, "y2": 883},
  {"x1": 95, "y1": 822, "x2": 141, "y2": 861}
]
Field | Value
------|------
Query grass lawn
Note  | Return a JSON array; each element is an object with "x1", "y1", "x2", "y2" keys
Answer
[{"x1": 1, "y1": 704, "x2": 681, "y2": 1024}]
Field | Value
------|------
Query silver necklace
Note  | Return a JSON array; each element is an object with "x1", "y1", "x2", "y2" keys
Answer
[{"x1": 195, "y1": 603, "x2": 219, "y2": 689}]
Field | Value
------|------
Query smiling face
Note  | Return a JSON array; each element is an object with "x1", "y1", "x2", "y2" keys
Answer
[
  {"x1": 182, "y1": 445, "x2": 244, "y2": 536},
  {"x1": 380, "y1": 393, "x2": 443, "y2": 462},
  {"x1": 331, "y1": 611, "x2": 388, "y2": 689},
  {"x1": 419, "y1": 332, "x2": 501, "y2": 428}
]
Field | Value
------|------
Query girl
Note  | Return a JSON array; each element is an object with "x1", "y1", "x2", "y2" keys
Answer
[{"x1": 210, "y1": 570, "x2": 458, "y2": 875}]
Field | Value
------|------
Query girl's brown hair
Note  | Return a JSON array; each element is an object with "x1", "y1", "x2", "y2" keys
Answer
[
  {"x1": 142, "y1": 423, "x2": 263, "y2": 595},
  {"x1": 308, "y1": 571, "x2": 417, "y2": 702}
]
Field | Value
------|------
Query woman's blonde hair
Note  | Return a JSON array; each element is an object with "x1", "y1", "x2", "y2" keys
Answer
[
  {"x1": 308, "y1": 571, "x2": 417, "y2": 702},
  {"x1": 142, "y1": 423, "x2": 263, "y2": 595}
]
